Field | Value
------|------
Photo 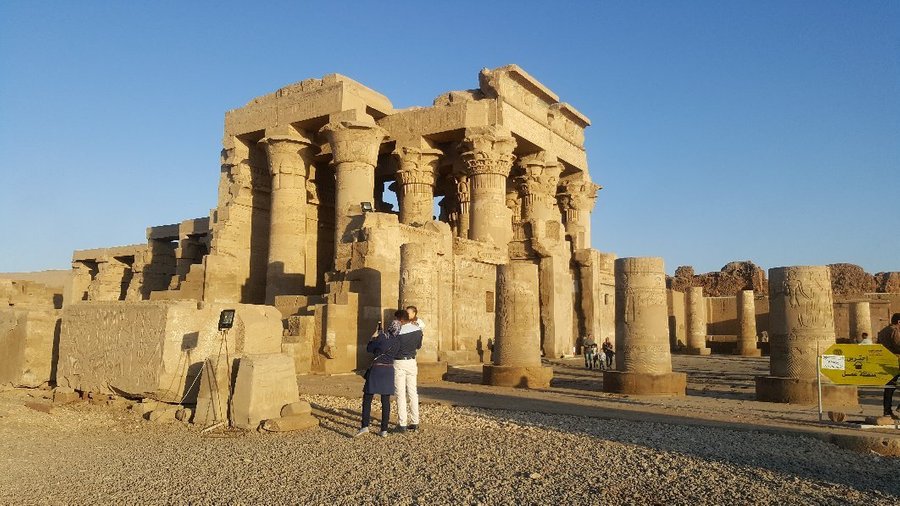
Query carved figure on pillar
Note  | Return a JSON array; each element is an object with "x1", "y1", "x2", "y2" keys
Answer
[
  {"x1": 393, "y1": 142, "x2": 442, "y2": 227},
  {"x1": 459, "y1": 126, "x2": 517, "y2": 248},
  {"x1": 259, "y1": 126, "x2": 318, "y2": 304}
]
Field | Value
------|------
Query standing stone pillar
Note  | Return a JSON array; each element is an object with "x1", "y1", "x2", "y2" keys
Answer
[
  {"x1": 735, "y1": 290, "x2": 762, "y2": 356},
  {"x1": 459, "y1": 127, "x2": 517, "y2": 248},
  {"x1": 557, "y1": 178, "x2": 601, "y2": 250},
  {"x1": 394, "y1": 142, "x2": 442, "y2": 227},
  {"x1": 321, "y1": 114, "x2": 387, "y2": 259},
  {"x1": 399, "y1": 242, "x2": 447, "y2": 382},
  {"x1": 685, "y1": 287, "x2": 711, "y2": 355},
  {"x1": 87, "y1": 257, "x2": 130, "y2": 301},
  {"x1": 453, "y1": 172, "x2": 471, "y2": 238},
  {"x1": 483, "y1": 261, "x2": 553, "y2": 388},
  {"x1": 603, "y1": 257, "x2": 686, "y2": 395},
  {"x1": 259, "y1": 126, "x2": 317, "y2": 304},
  {"x1": 849, "y1": 301, "x2": 872, "y2": 342},
  {"x1": 756, "y1": 266, "x2": 857, "y2": 405}
]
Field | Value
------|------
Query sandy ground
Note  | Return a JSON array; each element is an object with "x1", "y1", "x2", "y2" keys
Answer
[{"x1": 0, "y1": 354, "x2": 897, "y2": 505}]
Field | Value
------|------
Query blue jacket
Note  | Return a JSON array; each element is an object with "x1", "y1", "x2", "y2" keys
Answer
[{"x1": 363, "y1": 335, "x2": 398, "y2": 395}]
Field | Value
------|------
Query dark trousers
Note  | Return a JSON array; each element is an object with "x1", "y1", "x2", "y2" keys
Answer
[
  {"x1": 885, "y1": 374, "x2": 900, "y2": 415},
  {"x1": 605, "y1": 351, "x2": 614, "y2": 368},
  {"x1": 362, "y1": 393, "x2": 390, "y2": 431}
]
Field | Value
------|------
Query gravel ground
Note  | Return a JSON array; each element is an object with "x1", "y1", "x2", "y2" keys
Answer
[{"x1": 0, "y1": 389, "x2": 898, "y2": 505}]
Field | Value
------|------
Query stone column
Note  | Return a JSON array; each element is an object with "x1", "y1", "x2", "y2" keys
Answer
[
  {"x1": 453, "y1": 171, "x2": 471, "y2": 238},
  {"x1": 321, "y1": 114, "x2": 387, "y2": 260},
  {"x1": 735, "y1": 290, "x2": 762, "y2": 356},
  {"x1": 849, "y1": 301, "x2": 872, "y2": 342},
  {"x1": 756, "y1": 266, "x2": 857, "y2": 405},
  {"x1": 483, "y1": 261, "x2": 553, "y2": 388},
  {"x1": 603, "y1": 257, "x2": 686, "y2": 395},
  {"x1": 517, "y1": 151, "x2": 561, "y2": 224},
  {"x1": 87, "y1": 257, "x2": 130, "y2": 301},
  {"x1": 684, "y1": 287, "x2": 711, "y2": 355},
  {"x1": 259, "y1": 126, "x2": 318, "y2": 304},
  {"x1": 459, "y1": 127, "x2": 516, "y2": 248},
  {"x1": 394, "y1": 141, "x2": 442, "y2": 227},
  {"x1": 557, "y1": 178, "x2": 601, "y2": 250},
  {"x1": 399, "y1": 242, "x2": 447, "y2": 382}
]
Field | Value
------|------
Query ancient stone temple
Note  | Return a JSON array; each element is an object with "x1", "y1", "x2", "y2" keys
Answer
[{"x1": 62, "y1": 65, "x2": 613, "y2": 379}]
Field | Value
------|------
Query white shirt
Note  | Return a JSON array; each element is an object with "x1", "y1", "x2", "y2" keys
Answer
[
  {"x1": 412, "y1": 317, "x2": 426, "y2": 330},
  {"x1": 859, "y1": 337, "x2": 873, "y2": 345}
]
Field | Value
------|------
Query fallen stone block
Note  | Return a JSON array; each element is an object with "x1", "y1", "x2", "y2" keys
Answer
[
  {"x1": 56, "y1": 301, "x2": 283, "y2": 403},
  {"x1": 230, "y1": 353, "x2": 299, "y2": 430},
  {"x1": 133, "y1": 400, "x2": 160, "y2": 416},
  {"x1": 280, "y1": 401, "x2": 312, "y2": 417},
  {"x1": 261, "y1": 414, "x2": 319, "y2": 432},
  {"x1": 24, "y1": 401, "x2": 52, "y2": 414},
  {"x1": 176, "y1": 407, "x2": 193, "y2": 423},
  {"x1": 148, "y1": 406, "x2": 179, "y2": 423},
  {"x1": 52, "y1": 387, "x2": 80, "y2": 405}
]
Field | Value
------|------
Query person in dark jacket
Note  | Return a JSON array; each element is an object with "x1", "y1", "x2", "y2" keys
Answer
[
  {"x1": 355, "y1": 324, "x2": 400, "y2": 437},
  {"x1": 877, "y1": 313, "x2": 900, "y2": 419}
]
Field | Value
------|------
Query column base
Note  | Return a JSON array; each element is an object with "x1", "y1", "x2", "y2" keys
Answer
[
  {"x1": 755, "y1": 376, "x2": 858, "y2": 406},
  {"x1": 602, "y1": 371, "x2": 686, "y2": 396},
  {"x1": 686, "y1": 347, "x2": 711, "y2": 356},
  {"x1": 482, "y1": 365, "x2": 553, "y2": 389},
  {"x1": 417, "y1": 361, "x2": 448, "y2": 384},
  {"x1": 734, "y1": 346, "x2": 762, "y2": 357}
]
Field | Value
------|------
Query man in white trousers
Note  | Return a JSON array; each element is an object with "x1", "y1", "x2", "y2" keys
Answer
[{"x1": 393, "y1": 308, "x2": 423, "y2": 432}]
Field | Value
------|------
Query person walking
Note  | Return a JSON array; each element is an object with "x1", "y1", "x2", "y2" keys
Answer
[
  {"x1": 582, "y1": 334, "x2": 596, "y2": 369},
  {"x1": 355, "y1": 324, "x2": 399, "y2": 437},
  {"x1": 394, "y1": 309, "x2": 423, "y2": 433},
  {"x1": 876, "y1": 313, "x2": 900, "y2": 419},
  {"x1": 602, "y1": 337, "x2": 615, "y2": 369}
]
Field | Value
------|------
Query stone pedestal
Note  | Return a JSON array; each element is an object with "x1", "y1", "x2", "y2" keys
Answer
[
  {"x1": 756, "y1": 266, "x2": 857, "y2": 405},
  {"x1": 603, "y1": 257, "x2": 685, "y2": 396},
  {"x1": 230, "y1": 353, "x2": 300, "y2": 430},
  {"x1": 849, "y1": 301, "x2": 872, "y2": 342},
  {"x1": 685, "y1": 286, "x2": 710, "y2": 355},
  {"x1": 483, "y1": 261, "x2": 552, "y2": 389},
  {"x1": 460, "y1": 127, "x2": 516, "y2": 248},
  {"x1": 260, "y1": 126, "x2": 317, "y2": 304},
  {"x1": 735, "y1": 290, "x2": 762, "y2": 356}
]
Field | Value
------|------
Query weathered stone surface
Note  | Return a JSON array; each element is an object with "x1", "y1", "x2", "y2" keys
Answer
[
  {"x1": 668, "y1": 261, "x2": 767, "y2": 296},
  {"x1": 0, "y1": 308, "x2": 60, "y2": 387},
  {"x1": 827, "y1": 263, "x2": 876, "y2": 297},
  {"x1": 260, "y1": 414, "x2": 318, "y2": 432},
  {"x1": 230, "y1": 353, "x2": 300, "y2": 430},
  {"x1": 56, "y1": 301, "x2": 282, "y2": 402},
  {"x1": 735, "y1": 290, "x2": 761, "y2": 356},
  {"x1": 52, "y1": 387, "x2": 80, "y2": 405},
  {"x1": 848, "y1": 301, "x2": 872, "y2": 341},
  {"x1": 280, "y1": 401, "x2": 312, "y2": 417},
  {"x1": 193, "y1": 357, "x2": 232, "y2": 427},
  {"x1": 684, "y1": 287, "x2": 710, "y2": 355}
]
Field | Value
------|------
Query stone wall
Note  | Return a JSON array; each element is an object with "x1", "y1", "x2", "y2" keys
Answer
[
  {"x1": 56, "y1": 301, "x2": 282, "y2": 401},
  {"x1": 0, "y1": 308, "x2": 61, "y2": 387}
]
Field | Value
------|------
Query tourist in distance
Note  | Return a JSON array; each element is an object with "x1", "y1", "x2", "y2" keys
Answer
[
  {"x1": 858, "y1": 332, "x2": 873, "y2": 345},
  {"x1": 876, "y1": 313, "x2": 900, "y2": 419},
  {"x1": 355, "y1": 320, "x2": 400, "y2": 438},
  {"x1": 406, "y1": 305, "x2": 426, "y2": 330},
  {"x1": 394, "y1": 308, "x2": 424, "y2": 433},
  {"x1": 582, "y1": 334, "x2": 596, "y2": 369},
  {"x1": 602, "y1": 338, "x2": 615, "y2": 369}
]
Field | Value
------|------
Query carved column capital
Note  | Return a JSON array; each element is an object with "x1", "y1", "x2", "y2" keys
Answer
[
  {"x1": 259, "y1": 127, "x2": 318, "y2": 178},
  {"x1": 458, "y1": 126, "x2": 517, "y2": 178},
  {"x1": 394, "y1": 145, "x2": 442, "y2": 189},
  {"x1": 321, "y1": 119, "x2": 387, "y2": 166},
  {"x1": 557, "y1": 178, "x2": 601, "y2": 211},
  {"x1": 517, "y1": 152, "x2": 562, "y2": 201}
]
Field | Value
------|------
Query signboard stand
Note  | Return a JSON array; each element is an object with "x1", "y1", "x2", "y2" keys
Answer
[{"x1": 816, "y1": 342, "x2": 900, "y2": 429}]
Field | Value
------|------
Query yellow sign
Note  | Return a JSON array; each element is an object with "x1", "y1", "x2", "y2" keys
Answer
[{"x1": 820, "y1": 344, "x2": 900, "y2": 386}]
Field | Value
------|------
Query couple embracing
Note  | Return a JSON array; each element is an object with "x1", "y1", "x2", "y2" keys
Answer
[{"x1": 355, "y1": 306, "x2": 424, "y2": 437}]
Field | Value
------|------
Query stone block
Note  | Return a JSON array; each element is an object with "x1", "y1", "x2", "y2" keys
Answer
[
  {"x1": 417, "y1": 361, "x2": 448, "y2": 384},
  {"x1": 685, "y1": 347, "x2": 711, "y2": 356},
  {"x1": 230, "y1": 353, "x2": 300, "y2": 430},
  {"x1": 56, "y1": 301, "x2": 282, "y2": 403},
  {"x1": 482, "y1": 364, "x2": 553, "y2": 389},
  {"x1": 754, "y1": 376, "x2": 858, "y2": 407},
  {"x1": 280, "y1": 401, "x2": 312, "y2": 417},
  {"x1": 602, "y1": 371, "x2": 687, "y2": 396},
  {"x1": 52, "y1": 386, "x2": 80, "y2": 405},
  {"x1": 148, "y1": 406, "x2": 179, "y2": 423},
  {"x1": 0, "y1": 308, "x2": 61, "y2": 388},
  {"x1": 261, "y1": 414, "x2": 319, "y2": 432}
]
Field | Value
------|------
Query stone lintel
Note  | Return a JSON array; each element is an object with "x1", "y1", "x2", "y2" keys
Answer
[
  {"x1": 72, "y1": 244, "x2": 145, "y2": 263},
  {"x1": 480, "y1": 64, "x2": 560, "y2": 105},
  {"x1": 550, "y1": 102, "x2": 591, "y2": 128}
]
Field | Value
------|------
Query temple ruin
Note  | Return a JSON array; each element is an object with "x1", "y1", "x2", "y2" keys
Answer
[{"x1": 56, "y1": 65, "x2": 615, "y2": 387}]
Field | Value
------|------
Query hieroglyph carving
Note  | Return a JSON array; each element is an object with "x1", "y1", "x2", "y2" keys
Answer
[{"x1": 615, "y1": 257, "x2": 672, "y2": 375}]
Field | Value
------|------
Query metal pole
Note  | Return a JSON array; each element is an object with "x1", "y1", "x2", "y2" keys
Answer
[{"x1": 816, "y1": 341, "x2": 823, "y2": 423}]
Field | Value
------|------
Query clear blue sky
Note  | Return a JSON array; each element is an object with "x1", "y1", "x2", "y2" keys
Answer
[{"x1": 1, "y1": 1, "x2": 897, "y2": 275}]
